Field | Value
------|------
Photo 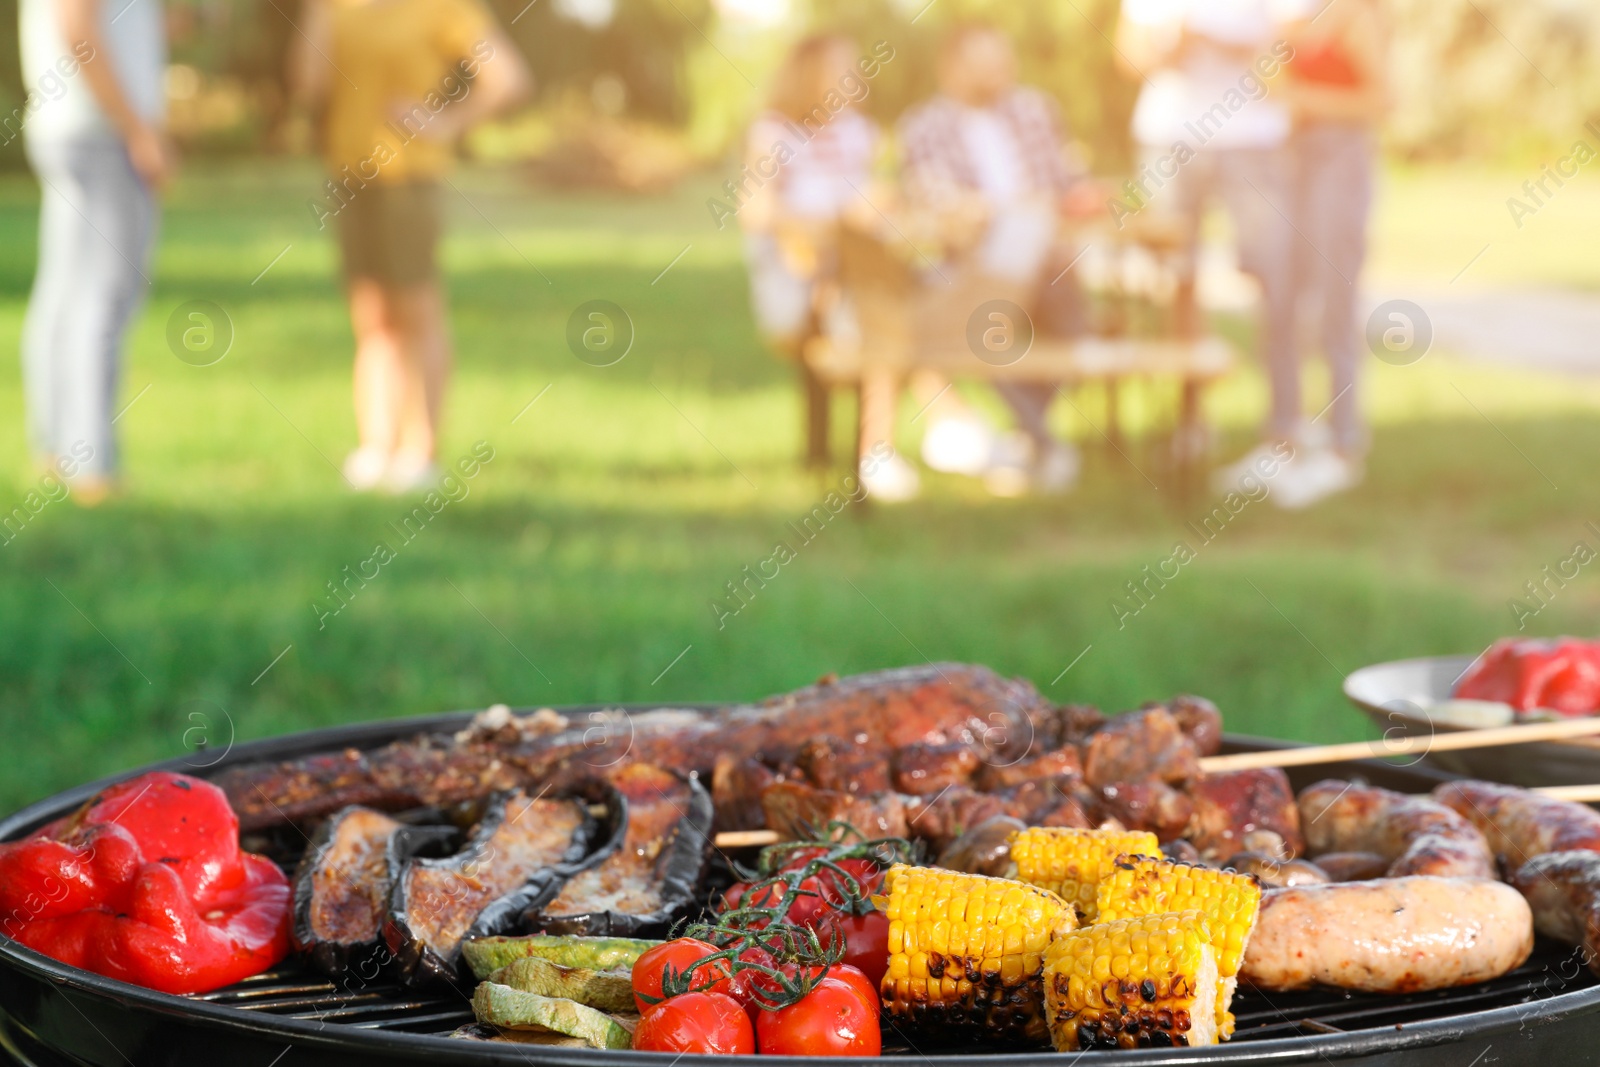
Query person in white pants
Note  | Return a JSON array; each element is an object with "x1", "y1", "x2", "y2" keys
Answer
[{"x1": 18, "y1": 0, "x2": 170, "y2": 504}]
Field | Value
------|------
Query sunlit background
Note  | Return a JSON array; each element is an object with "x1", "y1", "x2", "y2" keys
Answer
[{"x1": 0, "y1": 0, "x2": 1598, "y2": 812}]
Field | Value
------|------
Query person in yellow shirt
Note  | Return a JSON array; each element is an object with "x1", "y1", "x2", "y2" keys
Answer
[{"x1": 292, "y1": 0, "x2": 531, "y2": 491}]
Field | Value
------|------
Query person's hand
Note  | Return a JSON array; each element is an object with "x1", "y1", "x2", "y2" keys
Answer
[{"x1": 125, "y1": 122, "x2": 175, "y2": 191}]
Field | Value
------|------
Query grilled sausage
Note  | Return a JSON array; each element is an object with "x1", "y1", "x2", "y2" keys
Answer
[
  {"x1": 1508, "y1": 851, "x2": 1600, "y2": 976},
  {"x1": 1240, "y1": 877, "x2": 1534, "y2": 993},
  {"x1": 1299, "y1": 780, "x2": 1494, "y2": 879},
  {"x1": 1434, "y1": 780, "x2": 1600, "y2": 863}
]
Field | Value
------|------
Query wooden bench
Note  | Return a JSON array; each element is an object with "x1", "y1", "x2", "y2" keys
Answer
[{"x1": 794, "y1": 225, "x2": 1237, "y2": 490}]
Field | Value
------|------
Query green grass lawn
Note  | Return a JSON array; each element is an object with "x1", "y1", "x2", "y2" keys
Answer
[{"x1": 1, "y1": 160, "x2": 1598, "y2": 814}]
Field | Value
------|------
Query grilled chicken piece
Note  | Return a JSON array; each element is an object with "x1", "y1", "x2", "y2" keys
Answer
[
  {"x1": 1187, "y1": 769, "x2": 1304, "y2": 861},
  {"x1": 890, "y1": 742, "x2": 979, "y2": 796},
  {"x1": 759, "y1": 781, "x2": 907, "y2": 840},
  {"x1": 1096, "y1": 780, "x2": 1194, "y2": 842},
  {"x1": 711, "y1": 754, "x2": 777, "y2": 833},
  {"x1": 973, "y1": 745, "x2": 1082, "y2": 791},
  {"x1": 797, "y1": 735, "x2": 893, "y2": 794},
  {"x1": 1298, "y1": 780, "x2": 1494, "y2": 879},
  {"x1": 1312, "y1": 851, "x2": 1391, "y2": 882},
  {"x1": 1508, "y1": 851, "x2": 1600, "y2": 976},
  {"x1": 1435, "y1": 780, "x2": 1600, "y2": 864},
  {"x1": 221, "y1": 663, "x2": 1054, "y2": 830},
  {"x1": 1082, "y1": 708, "x2": 1200, "y2": 790},
  {"x1": 1241, "y1": 877, "x2": 1534, "y2": 993}
]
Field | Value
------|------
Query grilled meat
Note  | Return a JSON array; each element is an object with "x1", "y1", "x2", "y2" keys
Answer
[
  {"x1": 1186, "y1": 769, "x2": 1304, "y2": 861},
  {"x1": 710, "y1": 754, "x2": 776, "y2": 833},
  {"x1": 973, "y1": 745, "x2": 1082, "y2": 791},
  {"x1": 219, "y1": 663, "x2": 1054, "y2": 830},
  {"x1": 759, "y1": 781, "x2": 908, "y2": 839},
  {"x1": 798, "y1": 735, "x2": 894, "y2": 794},
  {"x1": 386, "y1": 791, "x2": 597, "y2": 987},
  {"x1": 936, "y1": 815, "x2": 1026, "y2": 877},
  {"x1": 1508, "y1": 851, "x2": 1600, "y2": 976},
  {"x1": 1222, "y1": 853, "x2": 1329, "y2": 888},
  {"x1": 1312, "y1": 851, "x2": 1391, "y2": 882},
  {"x1": 1082, "y1": 708, "x2": 1199, "y2": 789},
  {"x1": 1435, "y1": 780, "x2": 1600, "y2": 864},
  {"x1": 902, "y1": 787, "x2": 1009, "y2": 849},
  {"x1": 532, "y1": 764, "x2": 712, "y2": 937},
  {"x1": 1299, "y1": 780, "x2": 1494, "y2": 879},
  {"x1": 1165, "y1": 695, "x2": 1224, "y2": 757},
  {"x1": 1096, "y1": 780, "x2": 1194, "y2": 842},
  {"x1": 1241, "y1": 877, "x2": 1534, "y2": 993},
  {"x1": 890, "y1": 742, "x2": 980, "y2": 796}
]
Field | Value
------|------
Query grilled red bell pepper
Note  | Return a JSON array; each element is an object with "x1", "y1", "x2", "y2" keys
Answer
[
  {"x1": 1454, "y1": 637, "x2": 1600, "y2": 716},
  {"x1": 0, "y1": 771, "x2": 290, "y2": 994}
]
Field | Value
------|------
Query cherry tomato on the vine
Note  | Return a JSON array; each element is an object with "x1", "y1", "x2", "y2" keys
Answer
[
  {"x1": 816, "y1": 908, "x2": 890, "y2": 986},
  {"x1": 635, "y1": 991, "x2": 755, "y2": 1055},
  {"x1": 756, "y1": 976, "x2": 882, "y2": 1057},
  {"x1": 631, "y1": 937, "x2": 731, "y2": 1013},
  {"x1": 823, "y1": 963, "x2": 880, "y2": 1016}
]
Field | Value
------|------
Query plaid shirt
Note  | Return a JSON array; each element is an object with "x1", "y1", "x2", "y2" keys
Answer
[{"x1": 898, "y1": 87, "x2": 1083, "y2": 204}]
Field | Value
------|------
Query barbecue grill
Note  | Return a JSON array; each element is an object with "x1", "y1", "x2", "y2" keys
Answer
[{"x1": 3, "y1": 708, "x2": 1599, "y2": 1067}]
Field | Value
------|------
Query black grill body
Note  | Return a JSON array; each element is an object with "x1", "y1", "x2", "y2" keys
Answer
[{"x1": 3, "y1": 710, "x2": 1599, "y2": 1067}]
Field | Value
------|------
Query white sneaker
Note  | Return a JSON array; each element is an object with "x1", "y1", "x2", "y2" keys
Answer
[
  {"x1": 1212, "y1": 440, "x2": 1294, "y2": 495},
  {"x1": 384, "y1": 453, "x2": 441, "y2": 494},
  {"x1": 1270, "y1": 449, "x2": 1362, "y2": 510},
  {"x1": 342, "y1": 447, "x2": 389, "y2": 491},
  {"x1": 921, "y1": 417, "x2": 997, "y2": 476},
  {"x1": 862, "y1": 453, "x2": 921, "y2": 502}
]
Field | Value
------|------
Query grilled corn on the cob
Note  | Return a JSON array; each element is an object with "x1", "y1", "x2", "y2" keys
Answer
[
  {"x1": 1094, "y1": 855, "x2": 1261, "y2": 1038},
  {"x1": 1043, "y1": 910, "x2": 1220, "y2": 1051},
  {"x1": 1007, "y1": 827, "x2": 1160, "y2": 919},
  {"x1": 880, "y1": 863, "x2": 1076, "y2": 1047}
]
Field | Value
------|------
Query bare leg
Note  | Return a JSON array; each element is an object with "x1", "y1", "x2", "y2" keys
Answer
[
  {"x1": 393, "y1": 280, "x2": 451, "y2": 464},
  {"x1": 858, "y1": 368, "x2": 899, "y2": 461},
  {"x1": 347, "y1": 278, "x2": 407, "y2": 457}
]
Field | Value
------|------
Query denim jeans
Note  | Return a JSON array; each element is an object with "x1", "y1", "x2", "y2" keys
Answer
[
  {"x1": 1153, "y1": 144, "x2": 1298, "y2": 443},
  {"x1": 22, "y1": 135, "x2": 157, "y2": 478},
  {"x1": 1291, "y1": 122, "x2": 1374, "y2": 455}
]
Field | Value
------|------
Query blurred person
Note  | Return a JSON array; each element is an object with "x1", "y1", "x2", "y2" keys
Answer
[
  {"x1": 19, "y1": 0, "x2": 172, "y2": 505},
  {"x1": 737, "y1": 34, "x2": 923, "y2": 500},
  {"x1": 1274, "y1": 0, "x2": 1389, "y2": 508},
  {"x1": 1115, "y1": 0, "x2": 1312, "y2": 499},
  {"x1": 898, "y1": 23, "x2": 1098, "y2": 497},
  {"x1": 293, "y1": 0, "x2": 531, "y2": 492}
]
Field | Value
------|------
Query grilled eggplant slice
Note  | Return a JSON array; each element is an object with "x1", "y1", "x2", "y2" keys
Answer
[
  {"x1": 530, "y1": 764, "x2": 713, "y2": 937},
  {"x1": 387, "y1": 790, "x2": 606, "y2": 987},
  {"x1": 291, "y1": 806, "x2": 454, "y2": 978}
]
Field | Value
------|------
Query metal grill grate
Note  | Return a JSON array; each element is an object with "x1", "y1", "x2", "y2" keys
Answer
[{"x1": 185, "y1": 943, "x2": 1598, "y2": 1050}]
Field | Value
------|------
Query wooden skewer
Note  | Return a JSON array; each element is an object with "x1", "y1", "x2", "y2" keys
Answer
[
  {"x1": 1533, "y1": 784, "x2": 1600, "y2": 803},
  {"x1": 1199, "y1": 716, "x2": 1600, "y2": 773}
]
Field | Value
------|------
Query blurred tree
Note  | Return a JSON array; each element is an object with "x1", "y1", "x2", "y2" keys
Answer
[
  {"x1": 1387, "y1": 0, "x2": 1600, "y2": 160},
  {"x1": 487, "y1": 0, "x2": 713, "y2": 124}
]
